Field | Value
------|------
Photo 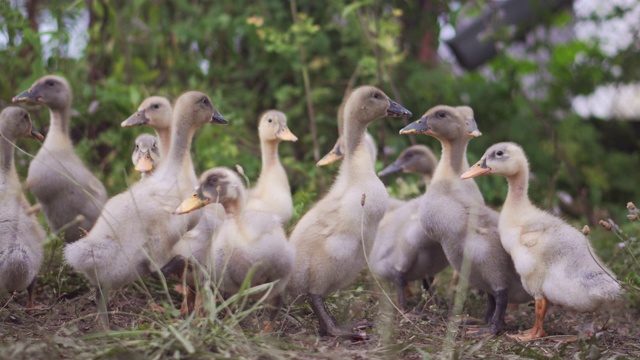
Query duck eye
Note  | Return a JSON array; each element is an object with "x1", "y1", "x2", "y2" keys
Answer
[
  {"x1": 405, "y1": 153, "x2": 414, "y2": 159},
  {"x1": 46, "y1": 80, "x2": 55, "y2": 87},
  {"x1": 268, "y1": 118, "x2": 273, "y2": 123},
  {"x1": 202, "y1": 97, "x2": 209, "y2": 105},
  {"x1": 437, "y1": 111, "x2": 446, "y2": 118},
  {"x1": 496, "y1": 150, "x2": 504, "y2": 156},
  {"x1": 373, "y1": 92, "x2": 381, "y2": 99},
  {"x1": 152, "y1": 104, "x2": 160, "y2": 109}
]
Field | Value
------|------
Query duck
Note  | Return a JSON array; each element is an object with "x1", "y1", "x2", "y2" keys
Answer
[
  {"x1": 64, "y1": 91, "x2": 228, "y2": 327},
  {"x1": 122, "y1": 95, "x2": 223, "y2": 315},
  {"x1": 461, "y1": 142, "x2": 621, "y2": 340},
  {"x1": 246, "y1": 110, "x2": 298, "y2": 225},
  {"x1": 287, "y1": 85, "x2": 411, "y2": 339},
  {"x1": 377, "y1": 145, "x2": 438, "y2": 181},
  {"x1": 175, "y1": 167, "x2": 295, "y2": 328},
  {"x1": 369, "y1": 144, "x2": 447, "y2": 310},
  {"x1": 121, "y1": 96, "x2": 172, "y2": 156},
  {"x1": 0, "y1": 107, "x2": 46, "y2": 308},
  {"x1": 12, "y1": 75, "x2": 108, "y2": 242},
  {"x1": 399, "y1": 105, "x2": 531, "y2": 335},
  {"x1": 131, "y1": 134, "x2": 160, "y2": 177}
]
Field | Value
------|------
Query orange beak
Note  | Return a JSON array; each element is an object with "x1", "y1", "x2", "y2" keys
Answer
[
  {"x1": 461, "y1": 160, "x2": 491, "y2": 179},
  {"x1": 276, "y1": 126, "x2": 298, "y2": 142},
  {"x1": 316, "y1": 140, "x2": 343, "y2": 166}
]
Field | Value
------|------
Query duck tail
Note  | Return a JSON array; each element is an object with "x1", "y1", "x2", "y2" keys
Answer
[
  {"x1": 63, "y1": 240, "x2": 94, "y2": 276},
  {"x1": 0, "y1": 246, "x2": 37, "y2": 291},
  {"x1": 584, "y1": 270, "x2": 622, "y2": 302}
]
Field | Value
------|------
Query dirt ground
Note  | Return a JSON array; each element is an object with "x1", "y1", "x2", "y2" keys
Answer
[{"x1": 2, "y1": 257, "x2": 639, "y2": 359}]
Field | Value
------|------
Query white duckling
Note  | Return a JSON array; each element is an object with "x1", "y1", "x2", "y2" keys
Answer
[
  {"x1": 287, "y1": 86, "x2": 411, "y2": 339},
  {"x1": 64, "y1": 91, "x2": 228, "y2": 326},
  {"x1": 13, "y1": 75, "x2": 108, "y2": 242},
  {"x1": 399, "y1": 105, "x2": 531, "y2": 335},
  {"x1": 370, "y1": 145, "x2": 446, "y2": 310},
  {"x1": 246, "y1": 110, "x2": 298, "y2": 225},
  {"x1": 176, "y1": 167, "x2": 295, "y2": 327},
  {"x1": 0, "y1": 107, "x2": 46, "y2": 308},
  {"x1": 131, "y1": 134, "x2": 160, "y2": 177},
  {"x1": 461, "y1": 142, "x2": 621, "y2": 340}
]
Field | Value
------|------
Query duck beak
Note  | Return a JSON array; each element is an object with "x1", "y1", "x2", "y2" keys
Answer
[
  {"x1": 316, "y1": 141, "x2": 343, "y2": 167},
  {"x1": 12, "y1": 88, "x2": 40, "y2": 103},
  {"x1": 29, "y1": 128, "x2": 45, "y2": 142},
  {"x1": 461, "y1": 159, "x2": 491, "y2": 179},
  {"x1": 276, "y1": 126, "x2": 298, "y2": 142},
  {"x1": 135, "y1": 154, "x2": 154, "y2": 173},
  {"x1": 121, "y1": 110, "x2": 149, "y2": 127},
  {"x1": 175, "y1": 189, "x2": 210, "y2": 214},
  {"x1": 378, "y1": 161, "x2": 403, "y2": 177},
  {"x1": 399, "y1": 117, "x2": 431, "y2": 135},
  {"x1": 467, "y1": 130, "x2": 483, "y2": 137},
  {"x1": 387, "y1": 100, "x2": 412, "y2": 118},
  {"x1": 210, "y1": 110, "x2": 228, "y2": 124}
]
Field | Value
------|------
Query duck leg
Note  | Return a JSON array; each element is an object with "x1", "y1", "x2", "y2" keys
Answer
[
  {"x1": 96, "y1": 287, "x2": 110, "y2": 330},
  {"x1": 484, "y1": 292, "x2": 497, "y2": 324},
  {"x1": 489, "y1": 288, "x2": 508, "y2": 334},
  {"x1": 422, "y1": 276, "x2": 434, "y2": 293},
  {"x1": 261, "y1": 294, "x2": 282, "y2": 333},
  {"x1": 308, "y1": 294, "x2": 369, "y2": 340},
  {"x1": 26, "y1": 278, "x2": 37, "y2": 309},
  {"x1": 466, "y1": 289, "x2": 507, "y2": 336},
  {"x1": 393, "y1": 271, "x2": 409, "y2": 311},
  {"x1": 508, "y1": 297, "x2": 548, "y2": 341}
]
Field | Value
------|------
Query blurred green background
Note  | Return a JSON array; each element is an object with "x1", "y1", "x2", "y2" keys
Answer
[{"x1": 1, "y1": 0, "x2": 639, "y2": 264}]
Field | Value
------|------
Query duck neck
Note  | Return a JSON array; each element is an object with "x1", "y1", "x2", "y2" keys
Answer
[
  {"x1": 342, "y1": 120, "x2": 373, "y2": 176},
  {"x1": 222, "y1": 194, "x2": 246, "y2": 219},
  {"x1": 433, "y1": 138, "x2": 469, "y2": 180},
  {"x1": 48, "y1": 106, "x2": 71, "y2": 137},
  {"x1": 160, "y1": 121, "x2": 196, "y2": 179},
  {"x1": 156, "y1": 127, "x2": 172, "y2": 158},
  {"x1": 0, "y1": 135, "x2": 18, "y2": 186},
  {"x1": 259, "y1": 139, "x2": 281, "y2": 175},
  {"x1": 504, "y1": 169, "x2": 531, "y2": 210}
]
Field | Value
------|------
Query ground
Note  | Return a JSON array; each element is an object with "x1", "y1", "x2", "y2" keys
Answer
[{"x1": 1, "y1": 243, "x2": 639, "y2": 359}]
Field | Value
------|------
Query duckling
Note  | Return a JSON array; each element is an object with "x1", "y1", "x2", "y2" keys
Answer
[
  {"x1": 121, "y1": 96, "x2": 172, "y2": 156},
  {"x1": 377, "y1": 145, "x2": 438, "y2": 182},
  {"x1": 64, "y1": 91, "x2": 228, "y2": 327},
  {"x1": 0, "y1": 107, "x2": 46, "y2": 308},
  {"x1": 370, "y1": 145, "x2": 446, "y2": 310},
  {"x1": 287, "y1": 86, "x2": 411, "y2": 339},
  {"x1": 175, "y1": 167, "x2": 295, "y2": 326},
  {"x1": 131, "y1": 134, "x2": 160, "y2": 177},
  {"x1": 399, "y1": 105, "x2": 531, "y2": 335},
  {"x1": 461, "y1": 142, "x2": 621, "y2": 340},
  {"x1": 122, "y1": 95, "x2": 222, "y2": 315},
  {"x1": 246, "y1": 110, "x2": 298, "y2": 225},
  {"x1": 12, "y1": 75, "x2": 108, "y2": 242}
]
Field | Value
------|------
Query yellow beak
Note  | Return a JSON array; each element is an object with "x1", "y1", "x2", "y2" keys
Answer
[
  {"x1": 174, "y1": 192, "x2": 209, "y2": 214},
  {"x1": 135, "y1": 155, "x2": 154, "y2": 173}
]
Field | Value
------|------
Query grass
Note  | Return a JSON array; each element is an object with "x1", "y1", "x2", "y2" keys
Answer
[{"x1": 1, "y1": 234, "x2": 639, "y2": 359}]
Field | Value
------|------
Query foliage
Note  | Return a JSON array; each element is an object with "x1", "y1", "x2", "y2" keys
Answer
[{"x1": 1, "y1": 0, "x2": 640, "y2": 357}]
